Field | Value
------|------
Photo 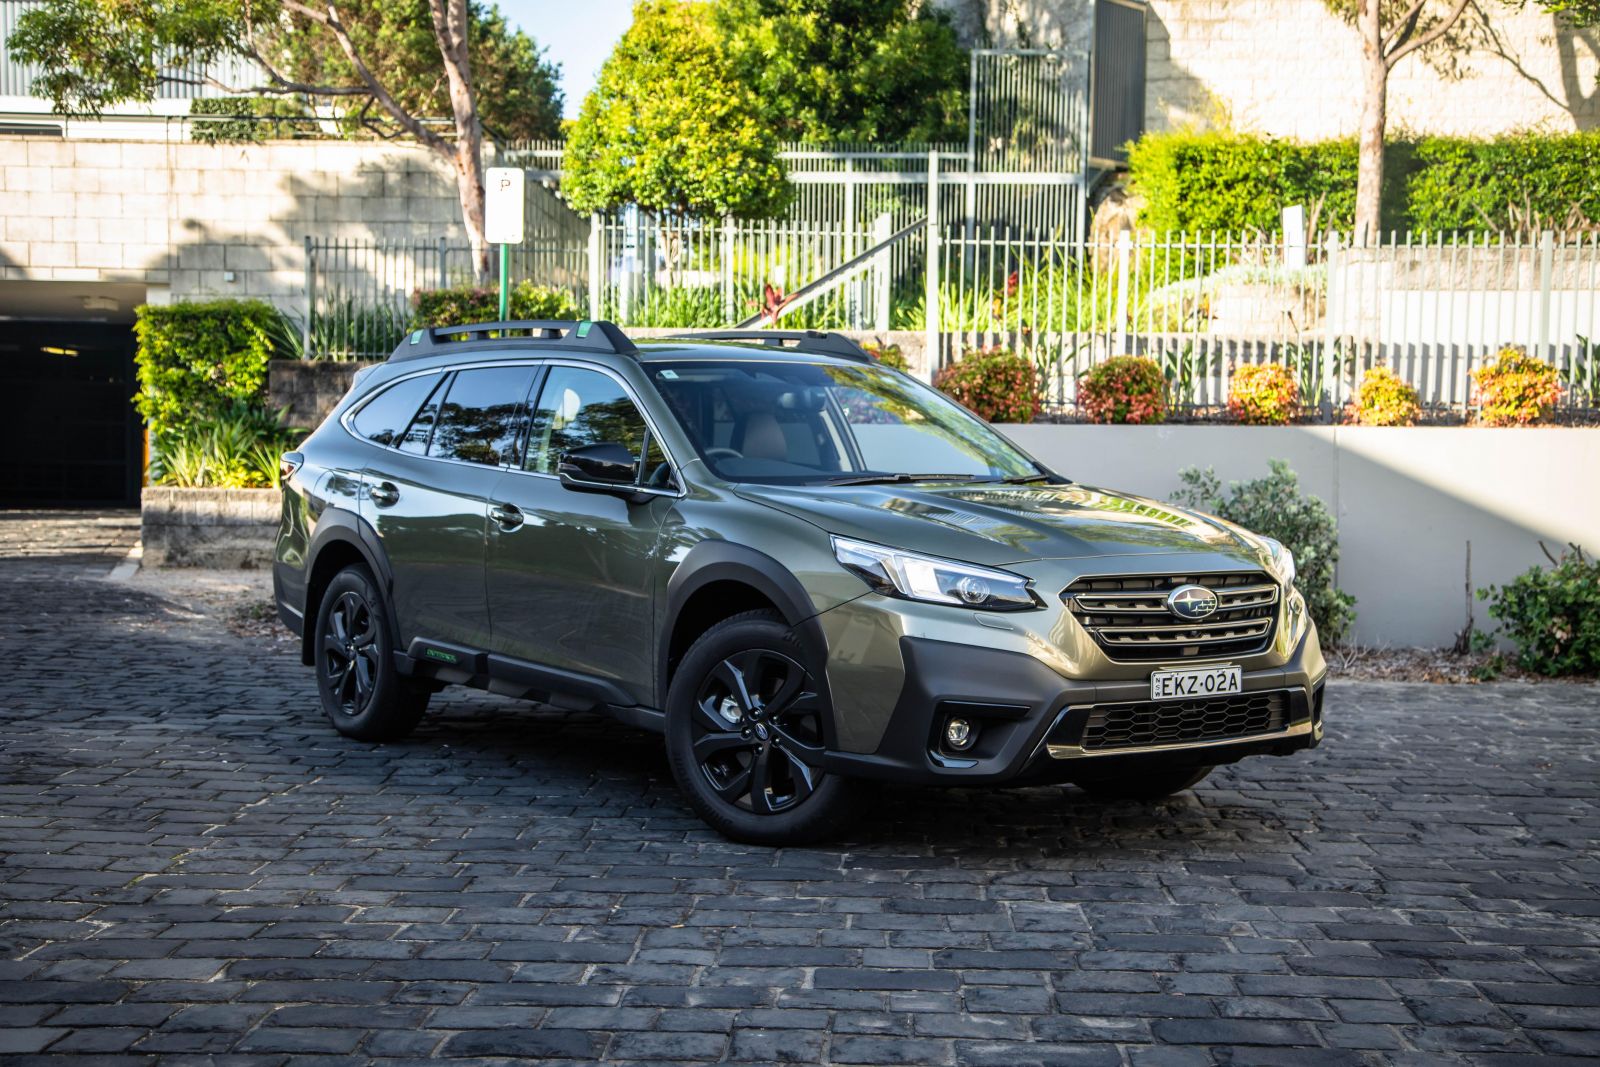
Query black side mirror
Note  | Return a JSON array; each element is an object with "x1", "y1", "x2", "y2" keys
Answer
[{"x1": 558, "y1": 442, "x2": 640, "y2": 495}]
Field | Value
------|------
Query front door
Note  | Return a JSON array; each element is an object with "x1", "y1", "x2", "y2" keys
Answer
[
  {"x1": 486, "y1": 364, "x2": 674, "y2": 700},
  {"x1": 361, "y1": 363, "x2": 537, "y2": 649}
]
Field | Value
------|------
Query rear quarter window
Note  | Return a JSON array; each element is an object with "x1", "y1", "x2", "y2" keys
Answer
[{"x1": 350, "y1": 374, "x2": 444, "y2": 447}]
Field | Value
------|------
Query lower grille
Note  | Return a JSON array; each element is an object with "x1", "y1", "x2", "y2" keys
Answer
[
  {"x1": 1080, "y1": 691, "x2": 1289, "y2": 751},
  {"x1": 1064, "y1": 571, "x2": 1279, "y2": 661}
]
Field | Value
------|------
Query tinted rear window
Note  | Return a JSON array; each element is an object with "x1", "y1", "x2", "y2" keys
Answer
[
  {"x1": 351, "y1": 374, "x2": 442, "y2": 447},
  {"x1": 429, "y1": 365, "x2": 538, "y2": 466}
]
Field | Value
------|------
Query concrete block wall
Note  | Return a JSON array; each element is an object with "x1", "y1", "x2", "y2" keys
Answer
[
  {"x1": 140, "y1": 486, "x2": 280, "y2": 568},
  {"x1": 0, "y1": 137, "x2": 469, "y2": 310}
]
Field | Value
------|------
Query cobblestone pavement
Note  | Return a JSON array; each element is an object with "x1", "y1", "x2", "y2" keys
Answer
[{"x1": 2, "y1": 511, "x2": 1598, "y2": 1065}]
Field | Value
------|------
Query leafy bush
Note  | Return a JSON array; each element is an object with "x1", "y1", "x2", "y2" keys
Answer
[
  {"x1": 188, "y1": 96, "x2": 318, "y2": 143},
  {"x1": 134, "y1": 300, "x2": 281, "y2": 443},
  {"x1": 1228, "y1": 363, "x2": 1299, "y2": 425},
  {"x1": 1349, "y1": 365, "x2": 1421, "y2": 426},
  {"x1": 1128, "y1": 131, "x2": 1361, "y2": 234},
  {"x1": 1405, "y1": 133, "x2": 1600, "y2": 231},
  {"x1": 1173, "y1": 460, "x2": 1356, "y2": 643},
  {"x1": 1479, "y1": 545, "x2": 1600, "y2": 675},
  {"x1": 1471, "y1": 347, "x2": 1563, "y2": 426},
  {"x1": 860, "y1": 341, "x2": 909, "y2": 372},
  {"x1": 933, "y1": 348, "x2": 1039, "y2": 423},
  {"x1": 151, "y1": 401, "x2": 305, "y2": 489},
  {"x1": 1127, "y1": 129, "x2": 1600, "y2": 233},
  {"x1": 1077, "y1": 355, "x2": 1168, "y2": 424},
  {"x1": 410, "y1": 282, "x2": 581, "y2": 330}
]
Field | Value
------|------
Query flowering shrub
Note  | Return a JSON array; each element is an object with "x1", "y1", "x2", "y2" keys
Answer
[
  {"x1": 1479, "y1": 545, "x2": 1600, "y2": 675},
  {"x1": 1227, "y1": 362, "x2": 1299, "y2": 425},
  {"x1": 1349, "y1": 365, "x2": 1421, "y2": 426},
  {"x1": 860, "y1": 340, "x2": 909, "y2": 372},
  {"x1": 933, "y1": 347, "x2": 1039, "y2": 423},
  {"x1": 1077, "y1": 355, "x2": 1168, "y2": 424},
  {"x1": 1471, "y1": 347, "x2": 1563, "y2": 426}
]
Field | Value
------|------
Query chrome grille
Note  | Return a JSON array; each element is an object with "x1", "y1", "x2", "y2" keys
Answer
[
  {"x1": 1064, "y1": 571, "x2": 1279, "y2": 661},
  {"x1": 1081, "y1": 691, "x2": 1289, "y2": 751}
]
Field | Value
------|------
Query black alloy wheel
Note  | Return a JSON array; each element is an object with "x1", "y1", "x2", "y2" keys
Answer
[
  {"x1": 313, "y1": 564, "x2": 428, "y2": 741},
  {"x1": 665, "y1": 610, "x2": 857, "y2": 844},
  {"x1": 690, "y1": 648, "x2": 827, "y2": 814}
]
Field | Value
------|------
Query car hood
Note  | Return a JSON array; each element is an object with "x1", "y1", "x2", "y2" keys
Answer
[{"x1": 735, "y1": 481, "x2": 1269, "y2": 569}]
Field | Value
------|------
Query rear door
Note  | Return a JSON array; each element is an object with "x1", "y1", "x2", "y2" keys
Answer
[{"x1": 358, "y1": 363, "x2": 538, "y2": 649}]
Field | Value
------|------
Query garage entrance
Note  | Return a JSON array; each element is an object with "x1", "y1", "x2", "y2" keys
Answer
[{"x1": 0, "y1": 320, "x2": 142, "y2": 507}]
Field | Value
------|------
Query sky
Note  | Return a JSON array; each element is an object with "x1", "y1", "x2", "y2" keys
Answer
[{"x1": 498, "y1": 0, "x2": 637, "y2": 120}]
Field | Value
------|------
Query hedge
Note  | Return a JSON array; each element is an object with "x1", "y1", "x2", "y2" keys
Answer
[
  {"x1": 133, "y1": 300, "x2": 281, "y2": 441},
  {"x1": 1127, "y1": 130, "x2": 1600, "y2": 234},
  {"x1": 410, "y1": 282, "x2": 581, "y2": 330}
]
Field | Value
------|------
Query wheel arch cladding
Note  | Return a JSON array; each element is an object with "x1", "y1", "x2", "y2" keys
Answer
[
  {"x1": 300, "y1": 511, "x2": 397, "y2": 667},
  {"x1": 659, "y1": 540, "x2": 831, "y2": 708}
]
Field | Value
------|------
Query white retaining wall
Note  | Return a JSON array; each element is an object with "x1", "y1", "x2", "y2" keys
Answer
[{"x1": 996, "y1": 424, "x2": 1600, "y2": 648}]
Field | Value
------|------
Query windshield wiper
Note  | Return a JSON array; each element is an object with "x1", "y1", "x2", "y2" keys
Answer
[
  {"x1": 1001, "y1": 473, "x2": 1057, "y2": 484},
  {"x1": 821, "y1": 472, "x2": 990, "y2": 486}
]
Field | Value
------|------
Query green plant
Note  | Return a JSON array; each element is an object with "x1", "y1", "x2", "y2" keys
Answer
[
  {"x1": 1227, "y1": 362, "x2": 1299, "y2": 425},
  {"x1": 1077, "y1": 356, "x2": 1168, "y2": 424},
  {"x1": 1478, "y1": 544, "x2": 1600, "y2": 675},
  {"x1": 1153, "y1": 342, "x2": 1218, "y2": 409},
  {"x1": 188, "y1": 96, "x2": 319, "y2": 143},
  {"x1": 1174, "y1": 460, "x2": 1357, "y2": 642},
  {"x1": 1405, "y1": 132, "x2": 1600, "y2": 232},
  {"x1": 151, "y1": 401, "x2": 306, "y2": 489},
  {"x1": 933, "y1": 347, "x2": 1039, "y2": 423},
  {"x1": 134, "y1": 299, "x2": 281, "y2": 443},
  {"x1": 410, "y1": 282, "x2": 581, "y2": 331},
  {"x1": 1471, "y1": 347, "x2": 1563, "y2": 426},
  {"x1": 1564, "y1": 335, "x2": 1600, "y2": 408},
  {"x1": 1349, "y1": 365, "x2": 1421, "y2": 426}
]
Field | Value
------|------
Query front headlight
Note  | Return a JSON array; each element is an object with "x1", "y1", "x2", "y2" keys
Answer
[
  {"x1": 832, "y1": 536, "x2": 1039, "y2": 612},
  {"x1": 1259, "y1": 535, "x2": 1297, "y2": 588}
]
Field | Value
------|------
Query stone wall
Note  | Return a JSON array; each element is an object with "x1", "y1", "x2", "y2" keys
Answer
[
  {"x1": 141, "y1": 487, "x2": 280, "y2": 568},
  {"x1": 0, "y1": 138, "x2": 469, "y2": 308}
]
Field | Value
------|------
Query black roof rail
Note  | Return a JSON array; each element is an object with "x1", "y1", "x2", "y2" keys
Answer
[
  {"x1": 666, "y1": 329, "x2": 874, "y2": 363},
  {"x1": 390, "y1": 319, "x2": 636, "y2": 362}
]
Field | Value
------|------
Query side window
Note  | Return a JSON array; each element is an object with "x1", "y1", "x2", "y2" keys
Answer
[
  {"x1": 525, "y1": 367, "x2": 649, "y2": 476},
  {"x1": 351, "y1": 373, "x2": 441, "y2": 447},
  {"x1": 398, "y1": 374, "x2": 450, "y2": 455},
  {"x1": 428, "y1": 365, "x2": 538, "y2": 466}
]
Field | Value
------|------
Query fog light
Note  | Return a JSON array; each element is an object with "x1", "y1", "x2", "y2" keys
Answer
[{"x1": 944, "y1": 717, "x2": 975, "y2": 751}]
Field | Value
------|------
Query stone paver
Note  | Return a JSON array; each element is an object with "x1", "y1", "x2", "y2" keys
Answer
[{"x1": 2, "y1": 511, "x2": 1598, "y2": 1064}]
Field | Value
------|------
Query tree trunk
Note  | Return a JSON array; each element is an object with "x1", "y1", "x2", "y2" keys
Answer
[
  {"x1": 1354, "y1": 0, "x2": 1386, "y2": 246},
  {"x1": 430, "y1": 0, "x2": 490, "y2": 281}
]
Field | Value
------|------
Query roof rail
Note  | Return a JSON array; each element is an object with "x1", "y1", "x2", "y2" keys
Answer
[
  {"x1": 667, "y1": 329, "x2": 874, "y2": 364},
  {"x1": 390, "y1": 319, "x2": 636, "y2": 362}
]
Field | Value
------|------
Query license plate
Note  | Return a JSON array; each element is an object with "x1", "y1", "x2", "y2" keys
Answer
[{"x1": 1150, "y1": 665, "x2": 1242, "y2": 702}]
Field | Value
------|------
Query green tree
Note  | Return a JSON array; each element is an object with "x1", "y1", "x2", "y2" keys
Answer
[
  {"x1": 716, "y1": 0, "x2": 968, "y2": 143},
  {"x1": 561, "y1": 1, "x2": 788, "y2": 217},
  {"x1": 8, "y1": 0, "x2": 562, "y2": 277},
  {"x1": 1323, "y1": 0, "x2": 1595, "y2": 240}
]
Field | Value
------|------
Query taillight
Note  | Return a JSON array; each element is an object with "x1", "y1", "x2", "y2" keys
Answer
[{"x1": 280, "y1": 451, "x2": 305, "y2": 485}]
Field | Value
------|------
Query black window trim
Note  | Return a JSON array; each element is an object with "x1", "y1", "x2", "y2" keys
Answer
[{"x1": 341, "y1": 357, "x2": 684, "y2": 496}]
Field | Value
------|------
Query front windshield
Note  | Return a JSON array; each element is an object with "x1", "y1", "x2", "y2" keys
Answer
[{"x1": 646, "y1": 359, "x2": 1045, "y2": 485}]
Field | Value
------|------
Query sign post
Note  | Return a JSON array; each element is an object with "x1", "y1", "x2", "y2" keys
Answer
[{"x1": 484, "y1": 167, "x2": 525, "y2": 321}]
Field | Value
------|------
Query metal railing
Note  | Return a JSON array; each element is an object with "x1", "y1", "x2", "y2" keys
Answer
[{"x1": 935, "y1": 228, "x2": 1600, "y2": 418}]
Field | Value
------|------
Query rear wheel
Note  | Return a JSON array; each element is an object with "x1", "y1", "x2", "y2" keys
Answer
[
  {"x1": 1075, "y1": 765, "x2": 1213, "y2": 800},
  {"x1": 313, "y1": 564, "x2": 428, "y2": 741},
  {"x1": 665, "y1": 610, "x2": 856, "y2": 844}
]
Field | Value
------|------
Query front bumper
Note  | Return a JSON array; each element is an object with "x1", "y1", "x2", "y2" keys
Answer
[{"x1": 818, "y1": 629, "x2": 1326, "y2": 787}]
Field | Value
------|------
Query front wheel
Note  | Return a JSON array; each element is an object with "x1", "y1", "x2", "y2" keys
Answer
[
  {"x1": 665, "y1": 610, "x2": 857, "y2": 845},
  {"x1": 313, "y1": 564, "x2": 429, "y2": 741},
  {"x1": 1075, "y1": 765, "x2": 1213, "y2": 801}
]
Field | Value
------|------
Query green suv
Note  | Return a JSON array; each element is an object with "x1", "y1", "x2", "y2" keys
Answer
[{"x1": 274, "y1": 320, "x2": 1326, "y2": 843}]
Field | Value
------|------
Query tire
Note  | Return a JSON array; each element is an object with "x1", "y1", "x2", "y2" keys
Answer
[
  {"x1": 1075, "y1": 765, "x2": 1213, "y2": 801},
  {"x1": 665, "y1": 610, "x2": 857, "y2": 845},
  {"x1": 313, "y1": 564, "x2": 428, "y2": 741}
]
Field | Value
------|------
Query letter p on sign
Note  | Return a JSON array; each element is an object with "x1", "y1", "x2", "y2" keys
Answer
[{"x1": 485, "y1": 167, "x2": 525, "y2": 245}]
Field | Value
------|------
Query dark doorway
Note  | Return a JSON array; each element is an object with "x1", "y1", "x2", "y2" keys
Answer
[{"x1": 0, "y1": 321, "x2": 142, "y2": 507}]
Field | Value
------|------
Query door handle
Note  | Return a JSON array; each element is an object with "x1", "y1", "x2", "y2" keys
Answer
[
  {"x1": 367, "y1": 481, "x2": 400, "y2": 507},
  {"x1": 490, "y1": 502, "x2": 524, "y2": 531}
]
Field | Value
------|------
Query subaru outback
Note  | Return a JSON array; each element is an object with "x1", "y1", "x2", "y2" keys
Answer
[{"x1": 274, "y1": 320, "x2": 1326, "y2": 843}]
